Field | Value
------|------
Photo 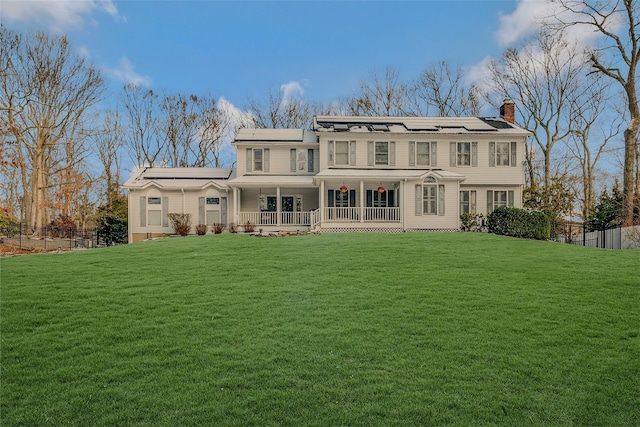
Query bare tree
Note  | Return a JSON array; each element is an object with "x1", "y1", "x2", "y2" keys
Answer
[
  {"x1": 122, "y1": 83, "x2": 160, "y2": 167},
  {"x1": 0, "y1": 28, "x2": 103, "y2": 231},
  {"x1": 566, "y1": 79, "x2": 622, "y2": 219},
  {"x1": 194, "y1": 95, "x2": 229, "y2": 167},
  {"x1": 93, "y1": 109, "x2": 125, "y2": 205},
  {"x1": 343, "y1": 67, "x2": 410, "y2": 116},
  {"x1": 245, "y1": 86, "x2": 319, "y2": 129},
  {"x1": 157, "y1": 93, "x2": 199, "y2": 167},
  {"x1": 411, "y1": 61, "x2": 486, "y2": 117},
  {"x1": 488, "y1": 32, "x2": 587, "y2": 189},
  {"x1": 548, "y1": 0, "x2": 639, "y2": 224}
]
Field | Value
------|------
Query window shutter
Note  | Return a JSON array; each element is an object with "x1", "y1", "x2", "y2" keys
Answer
[
  {"x1": 366, "y1": 190, "x2": 373, "y2": 207},
  {"x1": 221, "y1": 197, "x2": 228, "y2": 224},
  {"x1": 367, "y1": 141, "x2": 374, "y2": 166},
  {"x1": 263, "y1": 148, "x2": 270, "y2": 172},
  {"x1": 349, "y1": 190, "x2": 356, "y2": 207},
  {"x1": 246, "y1": 148, "x2": 252, "y2": 172},
  {"x1": 162, "y1": 197, "x2": 168, "y2": 227},
  {"x1": 308, "y1": 149, "x2": 314, "y2": 172},
  {"x1": 290, "y1": 149, "x2": 296, "y2": 172},
  {"x1": 470, "y1": 190, "x2": 476, "y2": 213},
  {"x1": 438, "y1": 185, "x2": 445, "y2": 216},
  {"x1": 328, "y1": 141, "x2": 334, "y2": 166},
  {"x1": 409, "y1": 141, "x2": 415, "y2": 166},
  {"x1": 472, "y1": 142, "x2": 478, "y2": 167},
  {"x1": 511, "y1": 141, "x2": 517, "y2": 167},
  {"x1": 389, "y1": 141, "x2": 396, "y2": 166},
  {"x1": 388, "y1": 190, "x2": 395, "y2": 207},
  {"x1": 508, "y1": 190, "x2": 514, "y2": 207},
  {"x1": 198, "y1": 197, "x2": 205, "y2": 224},
  {"x1": 489, "y1": 142, "x2": 496, "y2": 167},
  {"x1": 140, "y1": 196, "x2": 146, "y2": 227},
  {"x1": 415, "y1": 185, "x2": 422, "y2": 216},
  {"x1": 328, "y1": 190, "x2": 334, "y2": 207},
  {"x1": 450, "y1": 142, "x2": 456, "y2": 167},
  {"x1": 487, "y1": 190, "x2": 494, "y2": 214},
  {"x1": 348, "y1": 141, "x2": 355, "y2": 166},
  {"x1": 431, "y1": 142, "x2": 437, "y2": 166}
]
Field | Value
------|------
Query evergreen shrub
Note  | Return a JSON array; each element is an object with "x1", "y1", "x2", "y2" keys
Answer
[{"x1": 487, "y1": 207, "x2": 550, "y2": 240}]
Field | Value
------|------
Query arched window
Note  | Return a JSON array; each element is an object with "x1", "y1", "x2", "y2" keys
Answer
[{"x1": 415, "y1": 176, "x2": 445, "y2": 216}]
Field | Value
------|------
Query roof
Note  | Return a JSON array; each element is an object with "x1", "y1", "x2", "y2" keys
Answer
[
  {"x1": 228, "y1": 175, "x2": 315, "y2": 188},
  {"x1": 313, "y1": 168, "x2": 466, "y2": 182},
  {"x1": 313, "y1": 115, "x2": 531, "y2": 136},
  {"x1": 234, "y1": 128, "x2": 318, "y2": 144},
  {"x1": 122, "y1": 167, "x2": 235, "y2": 190}
]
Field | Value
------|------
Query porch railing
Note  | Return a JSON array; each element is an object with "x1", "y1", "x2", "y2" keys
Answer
[
  {"x1": 238, "y1": 211, "x2": 311, "y2": 226},
  {"x1": 323, "y1": 207, "x2": 400, "y2": 222}
]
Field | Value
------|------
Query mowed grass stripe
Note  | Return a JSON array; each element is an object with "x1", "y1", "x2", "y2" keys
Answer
[{"x1": 1, "y1": 233, "x2": 638, "y2": 426}]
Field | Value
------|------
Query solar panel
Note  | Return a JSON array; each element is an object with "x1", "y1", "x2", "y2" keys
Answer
[
  {"x1": 334, "y1": 123, "x2": 349, "y2": 131},
  {"x1": 371, "y1": 124, "x2": 389, "y2": 131}
]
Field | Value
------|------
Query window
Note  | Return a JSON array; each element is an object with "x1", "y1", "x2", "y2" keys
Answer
[
  {"x1": 206, "y1": 197, "x2": 219, "y2": 205},
  {"x1": 328, "y1": 141, "x2": 355, "y2": 166},
  {"x1": 410, "y1": 141, "x2": 437, "y2": 166},
  {"x1": 308, "y1": 149, "x2": 314, "y2": 172},
  {"x1": 141, "y1": 196, "x2": 167, "y2": 227},
  {"x1": 459, "y1": 190, "x2": 477, "y2": 215},
  {"x1": 291, "y1": 149, "x2": 312, "y2": 172},
  {"x1": 415, "y1": 176, "x2": 445, "y2": 216},
  {"x1": 450, "y1": 142, "x2": 477, "y2": 167},
  {"x1": 367, "y1": 141, "x2": 395, "y2": 166},
  {"x1": 486, "y1": 190, "x2": 515, "y2": 213},
  {"x1": 490, "y1": 141, "x2": 517, "y2": 167},
  {"x1": 246, "y1": 148, "x2": 270, "y2": 172}
]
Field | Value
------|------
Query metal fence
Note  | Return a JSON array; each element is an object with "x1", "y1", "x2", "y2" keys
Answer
[
  {"x1": 570, "y1": 225, "x2": 622, "y2": 250},
  {"x1": 1, "y1": 222, "x2": 101, "y2": 252}
]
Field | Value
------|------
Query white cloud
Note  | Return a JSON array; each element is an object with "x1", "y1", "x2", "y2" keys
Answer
[
  {"x1": 495, "y1": 0, "x2": 554, "y2": 46},
  {"x1": 107, "y1": 57, "x2": 152, "y2": 87},
  {"x1": 216, "y1": 97, "x2": 255, "y2": 166},
  {"x1": 280, "y1": 81, "x2": 305, "y2": 105},
  {"x1": 1, "y1": 0, "x2": 122, "y2": 32}
]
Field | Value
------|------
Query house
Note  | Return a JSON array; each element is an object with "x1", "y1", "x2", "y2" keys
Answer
[
  {"x1": 123, "y1": 167, "x2": 235, "y2": 243},
  {"x1": 124, "y1": 101, "x2": 530, "y2": 241}
]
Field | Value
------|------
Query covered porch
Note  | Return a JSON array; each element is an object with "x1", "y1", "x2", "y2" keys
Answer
[{"x1": 228, "y1": 175, "x2": 318, "y2": 229}]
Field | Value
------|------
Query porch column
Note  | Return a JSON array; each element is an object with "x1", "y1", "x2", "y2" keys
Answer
[
  {"x1": 400, "y1": 180, "x2": 405, "y2": 231},
  {"x1": 234, "y1": 187, "x2": 240, "y2": 225},
  {"x1": 320, "y1": 180, "x2": 325, "y2": 223},
  {"x1": 276, "y1": 186, "x2": 281, "y2": 226},
  {"x1": 360, "y1": 180, "x2": 365, "y2": 222}
]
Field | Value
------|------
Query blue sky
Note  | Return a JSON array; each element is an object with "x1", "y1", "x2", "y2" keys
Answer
[{"x1": 1, "y1": 0, "x2": 545, "y2": 111}]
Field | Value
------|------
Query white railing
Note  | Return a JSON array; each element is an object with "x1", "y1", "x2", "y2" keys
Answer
[
  {"x1": 310, "y1": 209, "x2": 320, "y2": 228},
  {"x1": 280, "y1": 211, "x2": 311, "y2": 225},
  {"x1": 324, "y1": 207, "x2": 361, "y2": 222},
  {"x1": 238, "y1": 211, "x2": 311, "y2": 226},
  {"x1": 239, "y1": 212, "x2": 277, "y2": 226},
  {"x1": 323, "y1": 207, "x2": 400, "y2": 222},
  {"x1": 364, "y1": 207, "x2": 400, "y2": 222}
]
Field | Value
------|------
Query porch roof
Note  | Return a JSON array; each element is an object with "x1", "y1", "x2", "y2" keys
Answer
[
  {"x1": 313, "y1": 169, "x2": 466, "y2": 182},
  {"x1": 228, "y1": 175, "x2": 316, "y2": 188}
]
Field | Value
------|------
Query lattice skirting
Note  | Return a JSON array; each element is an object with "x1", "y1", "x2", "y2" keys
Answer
[{"x1": 318, "y1": 227, "x2": 405, "y2": 233}]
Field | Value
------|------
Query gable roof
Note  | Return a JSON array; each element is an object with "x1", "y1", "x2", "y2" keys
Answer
[
  {"x1": 122, "y1": 167, "x2": 235, "y2": 190},
  {"x1": 233, "y1": 129, "x2": 318, "y2": 144},
  {"x1": 313, "y1": 116, "x2": 531, "y2": 136}
]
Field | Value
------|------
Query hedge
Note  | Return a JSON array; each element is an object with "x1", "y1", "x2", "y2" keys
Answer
[{"x1": 487, "y1": 207, "x2": 550, "y2": 240}]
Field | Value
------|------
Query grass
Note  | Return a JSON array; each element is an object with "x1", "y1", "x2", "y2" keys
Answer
[{"x1": 1, "y1": 233, "x2": 639, "y2": 426}]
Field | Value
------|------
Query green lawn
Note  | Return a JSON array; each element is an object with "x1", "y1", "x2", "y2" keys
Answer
[{"x1": 1, "y1": 233, "x2": 638, "y2": 426}]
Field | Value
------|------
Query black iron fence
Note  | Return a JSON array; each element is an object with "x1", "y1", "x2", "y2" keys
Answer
[
  {"x1": 1, "y1": 222, "x2": 102, "y2": 251},
  {"x1": 570, "y1": 225, "x2": 622, "y2": 250}
]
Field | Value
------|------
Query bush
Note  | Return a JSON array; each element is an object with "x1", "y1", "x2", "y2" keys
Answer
[
  {"x1": 95, "y1": 197, "x2": 128, "y2": 246},
  {"x1": 243, "y1": 221, "x2": 255, "y2": 233},
  {"x1": 0, "y1": 208, "x2": 19, "y2": 237},
  {"x1": 229, "y1": 223, "x2": 238, "y2": 233},
  {"x1": 460, "y1": 213, "x2": 486, "y2": 232},
  {"x1": 195, "y1": 224, "x2": 208, "y2": 235},
  {"x1": 213, "y1": 223, "x2": 225, "y2": 234},
  {"x1": 168, "y1": 213, "x2": 192, "y2": 236},
  {"x1": 487, "y1": 207, "x2": 550, "y2": 240},
  {"x1": 49, "y1": 215, "x2": 77, "y2": 238}
]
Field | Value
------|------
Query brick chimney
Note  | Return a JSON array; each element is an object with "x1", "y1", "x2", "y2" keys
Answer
[{"x1": 500, "y1": 99, "x2": 515, "y2": 124}]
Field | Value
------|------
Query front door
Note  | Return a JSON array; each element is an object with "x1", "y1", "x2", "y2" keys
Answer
[{"x1": 281, "y1": 196, "x2": 294, "y2": 212}]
